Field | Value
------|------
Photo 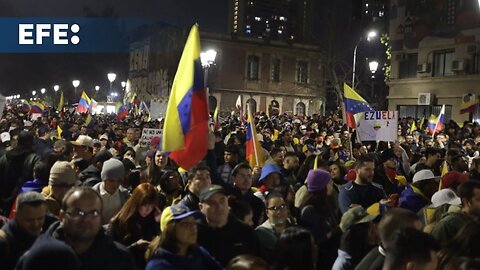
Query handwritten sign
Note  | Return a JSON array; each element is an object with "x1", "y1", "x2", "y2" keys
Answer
[
  {"x1": 356, "y1": 111, "x2": 398, "y2": 142},
  {"x1": 140, "y1": 128, "x2": 162, "y2": 148}
]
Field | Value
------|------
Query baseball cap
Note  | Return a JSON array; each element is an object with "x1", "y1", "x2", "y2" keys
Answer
[
  {"x1": 70, "y1": 135, "x2": 94, "y2": 148},
  {"x1": 258, "y1": 164, "x2": 283, "y2": 184},
  {"x1": 340, "y1": 205, "x2": 379, "y2": 232},
  {"x1": 412, "y1": 169, "x2": 439, "y2": 184},
  {"x1": 160, "y1": 203, "x2": 203, "y2": 232},
  {"x1": 440, "y1": 172, "x2": 469, "y2": 190},
  {"x1": 0, "y1": 132, "x2": 11, "y2": 143},
  {"x1": 99, "y1": 134, "x2": 109, "y2": 141},
  {"x1": 199, "y1": 185, "x2": 228, "y2": 202},
  {"x1": 431, "y1": 189, "x2": 462, "y2": 208}
]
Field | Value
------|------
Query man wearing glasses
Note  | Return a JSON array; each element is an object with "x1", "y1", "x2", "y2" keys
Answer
[{"x1": 46, "y1": 187, "x2": 135, "y2": 270}]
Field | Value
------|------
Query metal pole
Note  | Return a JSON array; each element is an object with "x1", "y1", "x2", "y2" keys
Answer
[{"x1": 352, "y1": 43, "x2": 358, "y2": 89}]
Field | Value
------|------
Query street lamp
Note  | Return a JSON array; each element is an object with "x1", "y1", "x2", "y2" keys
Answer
[
  {"x1": 72, "y1": 80, "x2": 80, "y2": 99},
  {"x1": 54, "y1": 85, "x2": 59, "y2": 92},
  {"x1": 121, "y1": 81, "x2": 126, "y2": 92},
  {"x1": 95, "y1": 85, "x2": 100, "y2": 91},
  {"x1": 352, "y1": 30, "x2": 377, "y2": 88},
  {"x1": 369, "y1": 60, "x2": 379, "y2": 102},
  {"x1": 107, "y1": 72, "x2": 116, "y2": 94},
  {"x1": 200, "y1": 49, "x2": 217, "y2": 99},
  {"x1": 32, "y1": 90, "x2": 36, "y2": 96},
  {"x1": 40, "y1": 88, "x2": 46, "y2": 94}
]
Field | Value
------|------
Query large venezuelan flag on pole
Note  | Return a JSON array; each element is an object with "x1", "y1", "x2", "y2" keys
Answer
[
  {"x1": 344, "y1": 83, "x2": 374, "y2": 128},
  {"x1": 246, "y1": 109, "x2": 264, "y2": 168},
  {"x1": 77, "y1": 91, "x2": 91, "y2": 113},
  {"x1": 161, "y1": 24, "x2": 209, "y2": 169},
  {"x1": 30, "y1": 101, "x2": 45, "y2": 114}
]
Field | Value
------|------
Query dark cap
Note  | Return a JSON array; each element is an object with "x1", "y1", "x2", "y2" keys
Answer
[
  {"x1": 199, "y1": 185, "x2": 227, "y2": 201},
  {"x1": 93, "y1": 149, "x2": 113, "y2": 164}
]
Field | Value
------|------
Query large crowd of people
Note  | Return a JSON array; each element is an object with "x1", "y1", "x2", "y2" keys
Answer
[{"x1": 1, "y1": 105, "x2": 480, "y2": 270}]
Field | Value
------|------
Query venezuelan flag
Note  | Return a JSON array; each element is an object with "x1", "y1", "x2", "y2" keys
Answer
[
  {"x1": 21, "y1": 100, "x2": 31, "y2": 113},
  {"x1": 77, "y1": 91, "x2": 91, "y2": 113},
  {"x1": 161, "y1": 24, "x2": 209, "y2": 169},
  {"x1": 428, "y1": 105, "x2": 445, "y2": 135},
  {"x1": 246, "y1": 110, "x2": 264, "y2": 168},
  {"x1": 116, "y1": 102, "x2": 129, "y2": 121},
  {"x1": 460, "y1": 95, "x2": 478, "y2": 114},
  {"x1": 409, "y1": 120, "x2": 416, "y2": 134},
  {"x1": 344, "y1": 83, "x2": 374, "y2": 128},
  {"x1": 30, "y1": 101, "x2": 45, "y2": 114},
  {"x1": 84, "y1": 114, "x2": 94, "y2": 128},
  {"x1": 57, "y1": 91, "x2": 64, "y2": 112}
]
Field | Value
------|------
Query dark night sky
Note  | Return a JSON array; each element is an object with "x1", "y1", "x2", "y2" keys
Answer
[{"x1": 0, "y1": 0, "x2": 228, "y2": 98}]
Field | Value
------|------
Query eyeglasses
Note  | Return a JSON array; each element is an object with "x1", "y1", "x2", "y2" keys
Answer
[
  {"x1": 267, "y1": 204, "x2": 288, "y2": 212},
  {"x1": 66, "y1": 209, "x2": 100, "y2": 218}
]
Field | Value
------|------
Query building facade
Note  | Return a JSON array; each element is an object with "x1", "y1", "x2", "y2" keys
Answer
[
  {"x1": 128, "y1": 25, "x2": 325, "y2": 116},
  {"x1": 387, "y1": 0, "x2": 480, "y2": 122}
]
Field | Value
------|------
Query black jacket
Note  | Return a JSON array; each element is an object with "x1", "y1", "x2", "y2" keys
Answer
[
  {"x1": 179, "y1": 191, "x2": 200, "y2": 211},
  {"x1": 79, "y1": 165, "x2": 102, "y2": 187},
  {"x1": 197, "y1": 215, "x2": 261, "y2": 266},
  {"x1": 47, "y1": 221, "x2": 136, "y2": 270},
  {"x1": 0, "y1": 148, "x2": 39, "y2": 214},
  {"x1": 0, "y1": 219, "x2": 38, "y2": 270}
]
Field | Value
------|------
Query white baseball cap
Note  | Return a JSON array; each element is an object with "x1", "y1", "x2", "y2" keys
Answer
[
  {"x1": 0, "y1": 132, "x2": 11, "y2": 143},
  {"x1": 71, "y1": 135, "x2": 94, "y2": 148},
  {"x1": 413, "y1": 169, "x2": 439, "y2": 183},
  {"x1": 431, "y1": 189, "x2": 461, "y2": 208}
]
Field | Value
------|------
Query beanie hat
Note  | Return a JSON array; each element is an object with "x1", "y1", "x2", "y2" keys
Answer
[
  {"x1": 306, "y1": 169, "x2": 332, "y2": 192},
  {"x1": 49, "y1": 161, "x2": 77, "y2": 186},
  {"x1": 101, "y1": 158, "x2": 125, "y2": 181}
]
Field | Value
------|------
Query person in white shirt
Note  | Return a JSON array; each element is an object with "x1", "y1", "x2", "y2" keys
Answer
[{"x1": 92, "y1": 158, "x2": 130, "y2": 224}]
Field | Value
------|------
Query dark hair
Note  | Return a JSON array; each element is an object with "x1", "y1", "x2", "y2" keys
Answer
[
  {"x1": 439, "y1": 220, "x2": 480, "y2": 269},
  {"x1": 284, "y1": 151, "x2": 298, "y2": 159},
  {"x1": 329, "y1": 161, "x2": 347, "y2": 180},
  {"x1": 271, "y1": 226, "x2": 316, "y2": 270},
  {"x1": 270, "y1": 147, "x2": 284, "y2": 157},
  {"x1": 122, "y1": 147, "x2": 136, "y2": 159},
  {"x1": 354, "y1": 155, "x2": 375, "y2": 168},
  {"x1": 159, "y1": 170, "x2": 181, "y2": 195},
  {"x1": 383, "y1": 228, "x2": 440, "y2": 270},
  {"x1": 33, "y1": 161, "x2": 50, "y2": 182},
  {"x1": 224, "y1": 145, "x2": 240, "y2": 156},
  {"x1": 340, "y1": 222, "x2": 375, "y2": 266},
  {"x1": 265, "y1": 191, "x2": 284, "y2": 207},
  {"x1": 18, "y1": 131, "x2": 35, "y2": 148},
  {"x1": 424, "y1": 147, "x2": 442, "y2": 158},
  {"x1": 231, "y1": 163, "x2": 252, "y2": 177},
  {"x1": 227, "y1": 255, "x2": 268, "y2": 270},
  {"x1": 229, "y1": 199, "x2": 253, "y2": 225},
  {"x1": 378, "y1": 208, "x2": 419, "y2": 249},
  {"x1": 190, "y1": 162, "x2": 210, "y2": 175},
  {"x1": 458, "y1": 180, "x2": 480, "y2": 201}
]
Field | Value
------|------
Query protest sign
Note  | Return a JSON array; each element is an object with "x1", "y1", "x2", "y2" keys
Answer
[{"x1": 356, "y1": 111, "x2": 398, "y2": 142}]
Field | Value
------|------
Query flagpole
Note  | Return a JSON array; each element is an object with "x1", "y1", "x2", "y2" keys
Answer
[
  {"x1": 249, "y1": 106, "x2": 260, "y2": 167},
  {"x1": 343, "y1": 83, "x2": 355, "y2": 160},
  {"x1": 432, "y1": 105, "x2": 445, "y2": 139}
]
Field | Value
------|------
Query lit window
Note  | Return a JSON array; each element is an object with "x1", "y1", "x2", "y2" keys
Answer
[
  {"x1": 247, "y1": 55, "x2": 260, "y2": 80},
  {"x1": 266, "y1": 28, "x2": 270, "y2": 32},
  {"x1": 255, "y1": 16, "x2": 261, "y2": 21},
  {"x1": 279, "y1": 16, "x2": 286, "y2": 21},
  {"x1": 379, "y1": 11, "x2": 384, "y2": 17},
  {"x1": 246, "y1": 29, "x2": 251, "y2": 34},
  {"x1": 234, "y1": 11, "x2": 238, "y2": 15},
  {"x1": 234, "y1": 15, "x2": 238, "y2": 20},
  {"x1": 278, "y1": 30, "x2": 283, "y2": 34},
  {"x1": 266, "y1": 20, "x2": 269, "y2": 23},
  {"x1": 366, "y1": 3, "x2": 369, "y2": 7},
  {"x1": 296, "y1": 61, "x2": 309, "y2": 84},
  {"x1": 246, "y1": 25, "x2": 251, "y2": 29}
]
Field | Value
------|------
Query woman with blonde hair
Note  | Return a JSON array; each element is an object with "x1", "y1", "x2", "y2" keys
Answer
[{"x1": 107, "y1": 183, "x2": 160, "y2": 268}]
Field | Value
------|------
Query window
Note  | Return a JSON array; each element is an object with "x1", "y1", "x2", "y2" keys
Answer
[
  {"x1": 433, "y1": 50, "x2": 454, "y2": 77},
  {"x1": 398, "y1": 53, "x2": 418, "y2": 79},
  {"x1": 296, "y1": 61, "x2": 309, "y2": 84},
  {"x1": 270, "y1": 58, "x2": 281, "y2": 82},
  {"x1": 246, "y1": 98, "x2": 257, "y2": 113},
  {"x1": 296, "y1": 102, "x2": 306, "y2": 115},
  {"x1": 247, "y1": 55, "x2": 259, "y2": 80},
  {"x1": 397, "y1": 105, "x2": 452, "y2": 122},
  {"x1": 446, "y1": 0, "x2": 456, "y2": 25}
]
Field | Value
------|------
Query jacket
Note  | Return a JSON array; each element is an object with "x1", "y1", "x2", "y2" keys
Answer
[
  {"x1": 179, "y1": 191, "x2": 200, "y2": 211},
  {"x1": 255, "y1": 220, "x2": 279, "y2": 261},
  {"x1": 430, "y1": 211, "x2": 473, "y2": 243},
  {"x1": 145, "y1": 246, "x2": 222, "y2": 270},
  {"x1": 79, "y1": 165, "x2": 102, "y2": 187},
  {"x1": 46, "y1": 221, "x2": 135, "y2": 270},
  {"x1": 398, "y1": 185, "x2": 429, "y2": 214},
  {"x1": 338, "y1": 181, "x2": 386, "y2": 213},
  {"x1": 0, "y1": 148, "x2": 39, "y2": 214},
  {"x1": 197, "y1": 215, "x2": 261, "y2": 266},
  {"x1": 0, "y1": 219, "x2": 38, "y2": 270}
]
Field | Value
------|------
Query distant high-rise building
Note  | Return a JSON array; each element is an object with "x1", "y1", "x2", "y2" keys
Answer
[
  {"x1": 352, "y1": 0, "x2": 387, "y2": 22},
  {"x1": 228, "y1": 0, "x2": 313, "y2": 42}
]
